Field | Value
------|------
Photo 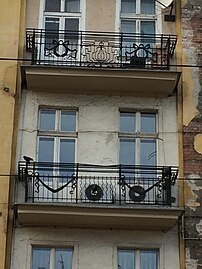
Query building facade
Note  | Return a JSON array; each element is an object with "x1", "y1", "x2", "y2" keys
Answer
[{"x1": 2, "y1": 1, "x2": 201, "y2": 269}]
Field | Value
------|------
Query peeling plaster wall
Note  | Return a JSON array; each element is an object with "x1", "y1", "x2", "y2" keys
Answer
[
  {"x1": 11, "y1": 227, "x2": 180, "y2": 269},
  {"x1": 182, "y1": 1, "x2": 202, "y2": 268},
  {"x1": 17, "y1": 91, "x2": 178, "y2": 169}
]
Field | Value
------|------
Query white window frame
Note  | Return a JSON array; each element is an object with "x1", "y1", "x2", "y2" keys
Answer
[
  {"x1": 31, "y1": 246, "x2": 74, "y2": 269},
  {"x1": 38, "y1": 0, "x2": 86, "y2": 31},
  {"x1": 37, "y1": 108, "x2": 78, "y2": 164},
  {"x1": 117, "y1": 248, "x2": 159, "y2": 269},
  {"x1": 119, "y1": 110, "x2": 158, "y2": 166},
  {"x1": 116, "y1": 0, "x2": 162, "y2": 34}
]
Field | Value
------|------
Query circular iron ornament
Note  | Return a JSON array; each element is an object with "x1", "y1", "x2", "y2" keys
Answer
[
  {"x1": 129, "y1": 186, "x2": 146, "y2": 202},
  {"x1": 85, "y1": 184, "x2": 103, "y2": 201}
]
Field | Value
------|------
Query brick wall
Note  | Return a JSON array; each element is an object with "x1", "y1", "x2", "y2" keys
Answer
[{"x1": 182, "y1": 1, "x2": 202, "y2": 268}]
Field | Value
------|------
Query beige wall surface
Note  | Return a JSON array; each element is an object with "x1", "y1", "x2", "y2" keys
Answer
[{"x1": 86, "y1": 0, "x2": 116, "y2": 31}]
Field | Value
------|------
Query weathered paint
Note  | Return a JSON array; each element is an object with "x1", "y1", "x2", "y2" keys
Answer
[
  {"x1": 0, "y1": 0, "x2": 26, "y2": 268},
  {"x1": 181, "y1": 1, "x2": 202, "y2": 268},
  {"x1": 194, "y1": 134, "x2": 202, "y2": 155},
  {"x1": 11, "y1": 227, "x2": 180, "y2": 269},
  {"x1": 17, "y1": 91, "x2": 179, "y2": 170}
]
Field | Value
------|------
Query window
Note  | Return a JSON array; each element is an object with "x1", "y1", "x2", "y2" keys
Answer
[
  {"x1": 32, "y1": 247, "x2": 73, "y2": 269},
  {"x1": 43, "y1": 0, "x2": 81, "y2": 58},
  {"x1": 38, "y1": 109, "x2": 77, "y2": 167},
  {"x1": 118, "y1": 249, "x2": 158, "y2": 269},
  {"x1": 120, "y1": 0, "x2": 156, "y2": 35},
  {"x1": 119, "y1": 112, "x2": 157, "y2": 166},
  {"x1": 120, "y1": 0, "x2": 157, "y2": 59}
]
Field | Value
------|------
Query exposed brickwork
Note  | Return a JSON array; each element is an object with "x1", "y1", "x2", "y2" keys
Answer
[{"x1": 182, "y1": 2, "x2": 202, "y2": 269}]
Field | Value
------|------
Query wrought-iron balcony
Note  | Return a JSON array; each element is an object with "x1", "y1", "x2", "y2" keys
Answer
[
  {"x1": 26, "y1": 28, "x2": 177, "y2": 70},
  {"x1": 22, "y1": 29, "x2": 181, "y2": 97},
  {"x1": 16, "y1": 161, "x2": 183, "y2": 230},
  {"x1": 18, "y1": 161, "x2": 178, "y2": 206}
]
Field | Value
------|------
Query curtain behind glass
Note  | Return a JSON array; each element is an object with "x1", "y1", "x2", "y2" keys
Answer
[
  {"x1": 140, "y1": 251, "x2": 158, "y2": 269},
  {"x1": 118, "y1": 250, "x2": 135, "y2": 269},
  {"x1": 32, "y1": 248, "x2": 50, "y2": 269}
]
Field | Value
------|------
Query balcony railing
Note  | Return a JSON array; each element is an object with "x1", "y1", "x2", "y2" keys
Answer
[
  {"x1": 26, "y1": 29, "x2": 177, "y2": 70},
  {"x1": 18, "y1": 161, "x2": 178, "y2": 206}
]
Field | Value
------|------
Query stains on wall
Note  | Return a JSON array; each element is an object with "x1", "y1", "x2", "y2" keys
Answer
[{"x1": 182, "y1": 1, "x2": 202, "y2": 268}]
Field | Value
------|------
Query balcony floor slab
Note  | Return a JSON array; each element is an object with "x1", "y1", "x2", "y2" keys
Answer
[
  {"x1": 21, "y1": 66, "x2": 181, "y2": 97},
  {"x1": 15, "y1": 203, "x2": 184, "y2": 231}
]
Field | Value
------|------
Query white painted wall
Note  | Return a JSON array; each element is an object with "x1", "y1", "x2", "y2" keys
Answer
[
  {"x1": 18, "y1": 90, "x2": 178, "y2": 166},
  {"x1": 11, "y1": 226, "x2": 180, "y2": 269}
]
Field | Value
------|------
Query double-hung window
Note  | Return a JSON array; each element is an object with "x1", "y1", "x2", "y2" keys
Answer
[
  {"x1": 43, "y1": 0, "x2": 81, "y2": 62},
  {"x1": 120, "y1": 0, "x2": 158, "y2": 61},
  {"x1": 118, "y1": 249, "x2": 158, "y2": 269},
  {"x1": 38, "y1": 108, "x2": 77, "y2": 174},
  {"x1": 120, "y1": 0, "x2": 156, "y2": 35},
  {"x1": 119, "y1": 111, "x2": 157, "y2": 166},
  {"x1": 32, "y1": 247, "x2": 73, "y2": 269}
]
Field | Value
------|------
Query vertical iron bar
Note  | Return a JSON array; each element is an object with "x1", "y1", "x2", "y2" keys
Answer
[
  {"x1": 119, "y1": 164, "x2": 122, "y2": 205},
  {"x1": 80, "y1": 31, "x2": 83, "y2": 66},
  {"x1": 160, "y1": 34, "x2": 163, "y2": 69},
  {"x1": 120, "y1": 33, "x2": 123, "y2": 68},
  {"x1": 76, "y1": 163, "x2": 79, "y2": 203},
  {"x1": 165, "y1": 167, "x2": 172, "y2": 205},
  {"x1": 166, "y1": 35, "x2": 171, "y2": 70},
  {"x1": 31, "y1": 29, "x2": 36, "y2": 65}
]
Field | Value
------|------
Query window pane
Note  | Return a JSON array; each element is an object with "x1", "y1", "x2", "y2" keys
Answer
[
  {"x1": 141, "y1": 21, "x2": 155, "y2": 35},
  {"x1": 45, "y1": 18, "x2": 60, "y2": 49},
  {"x1": 121, "y1": 0, "x2": 136, "y2": 13},
  {"x1": 65, "y1": 18, "x2": 79, "y2": 43},
  {"x1": 45, "y1": 0, "x2": 61, "y2": 12},
  {"x1": 120, "y1": 139, "x2": 135, "y2": 165},
  {"x1": 121, "y1": 20, "x2": 136, "y2": 34},
  {"x1": 141, "y1": 113, "x2": 156, "y2": 133},
  {"x1": 120, "y1": 112, "x2": 136, "y2": 132},
  {"x1": 140, "y1": 139, "x2": 156, "y2": 166},
  {"x1": 32, "y1": 248, "x2": 50, "y2": 269},
  {"x1": 55, "y1": 249, "x2": 73, "y2": 269},
  {"x1": 141, "y1": 0, "x2": 155, "y2": 14},
  {"x1": 118, "y1": 250, "x2": 135, "y2": 269},
  {"x1": 65, "y1": 0, "x2": 80, "y2": 12},
  {"x1": 60, "y1": 139, "x2": 75, "y2": 163},
  {"x1": 141, "y1": 250, "x2": 158, "y2": 269},
  {"x1": 40, "y1": 110, "x2": 56, "y2": 131},
  {"x1": 61, "y1": 111, "x2": 76, "y2": 131},
  {"x1": 38, "y1": 138, "x2": 54, "y2": 162}
]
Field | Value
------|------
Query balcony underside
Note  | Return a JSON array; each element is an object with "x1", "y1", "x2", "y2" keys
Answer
[
  {"x1": 21, "y1": 66, "x2": 181, "y2": 97},
  {"x1": 15, "y1": 203, "x2": 183, "y2": 231}
]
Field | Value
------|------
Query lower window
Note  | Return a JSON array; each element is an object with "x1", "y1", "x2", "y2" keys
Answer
[
  {"x1": 118, "y1": 249, "x2": 158, "y2": 269},
  {"x1": 32, "y1": 247, "x2": 73, "y2": 269}
]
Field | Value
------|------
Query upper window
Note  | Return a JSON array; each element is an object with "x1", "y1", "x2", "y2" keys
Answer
[
  {"x1": 120, "y1": 0, "x2": 156, "y2": 35},
  {"x1": 44, "y1": 0, "x2": 81, "y2": 31},
  {"x1": 45, "y1": 0, "x2": 80, "y2": 13},
  {"x1": 38, "y1": 109, "x2": 77, "y2": 165},
  {"x1": 32, "y1": 247, "x2": 73, "y2": 269},
  {"x1": 42, "y1": 0, "x2": 81, "y2": 62},
  {"x1": 118, "y1": 249, "x2": 158, "y2": 269},
  {"x1": 119, "y1": 111, "x2": 157, "y2": 166}
]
